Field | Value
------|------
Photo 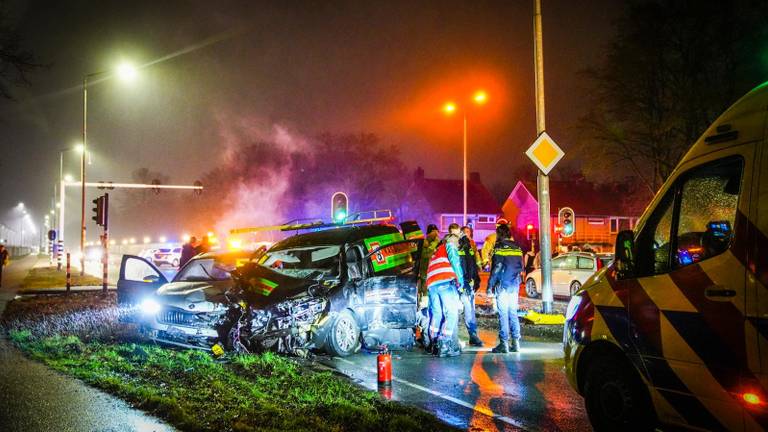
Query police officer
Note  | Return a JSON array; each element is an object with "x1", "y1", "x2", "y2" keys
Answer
[
  {"x1": 481, "y1": 217, "x2": 510, "y2": 271},
  {"x1": 425, "y1": 223, "x2": 464, "y2": 357},
  {"x1": 458, "y1": 226, "x2": 483, "y2": 347},
  {"x1": 487, "y1": 223, "x2": 524, "y2": 353}
]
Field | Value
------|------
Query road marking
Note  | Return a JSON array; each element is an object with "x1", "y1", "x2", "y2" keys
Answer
[{"x1": 333, "y1": 357, "x2": 528, "y2": 430}]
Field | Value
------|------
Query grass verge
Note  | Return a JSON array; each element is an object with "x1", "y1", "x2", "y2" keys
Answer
[
  {"x1": 21, "y1": 266, "x2": 103, "y2": 290},
  {"x1": 4, "y1": 294, "x2": 455, "y2": 432}
]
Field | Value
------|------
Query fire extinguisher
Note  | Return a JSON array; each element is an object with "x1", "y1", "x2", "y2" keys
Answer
[{"x1": 377, "y1": 345, "x2": 392, "y2": 387}]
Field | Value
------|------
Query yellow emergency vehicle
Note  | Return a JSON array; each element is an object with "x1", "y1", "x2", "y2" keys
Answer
[{"x1": 565, "y1": 82, "x2": 768, "y2": 431}]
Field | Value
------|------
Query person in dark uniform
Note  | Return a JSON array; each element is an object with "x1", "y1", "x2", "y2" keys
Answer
[
  {"x1": 0, "y1": 244, "x2": 9, "y2": 288},
  {"x1": 179, "y1": 236, "x2": 197, "y2": 268},
  {"x1": 458, "y1": 226, "x2": 483, "y2": 347},
  {"x1": 487, "y1": 224, "x2": 524, "y2": 353}
]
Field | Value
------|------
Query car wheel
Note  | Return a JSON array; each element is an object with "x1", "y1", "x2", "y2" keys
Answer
[
  {"x1": 172, "y1": 259, "x2": 179, "y2": 267},
  {"x1": 584, "y1": 355, "x2": 656, "y2": 432},
  {"x1": 327, "y1": 310, "x2": 361, "y2": 357},
  {"x1": 570, "y1": 280, "x2": 582, "y2": 296},
  {"x1": 525, "y1": 278, "x2": 539, "y2": 298}
]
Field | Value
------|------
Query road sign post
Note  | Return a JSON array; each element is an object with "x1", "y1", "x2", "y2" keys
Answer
[{"x1": 529, "y1": 0, "x2": 562, "y2": 314}]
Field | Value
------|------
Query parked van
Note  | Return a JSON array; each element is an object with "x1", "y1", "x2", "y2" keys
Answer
[{"x1": 564, "y1": 82, "x2": 768, "y2": 431}]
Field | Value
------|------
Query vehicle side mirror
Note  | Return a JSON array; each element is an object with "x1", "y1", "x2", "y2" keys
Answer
[
  {"x1": 143, "y1": 274, "x2": 160, "y2": 283},
  {"x1": 614, "y1": 230, "x2": 635, "y2": 279}
]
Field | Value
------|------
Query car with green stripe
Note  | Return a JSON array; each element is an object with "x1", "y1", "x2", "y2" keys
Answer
[{"x1": 225, "y1": 223, "x2": 423, "y2": 357}]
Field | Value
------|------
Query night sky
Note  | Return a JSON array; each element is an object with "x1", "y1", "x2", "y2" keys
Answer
[{"x1": 0, "y1": 0, "x2": 620, "y2": 232}]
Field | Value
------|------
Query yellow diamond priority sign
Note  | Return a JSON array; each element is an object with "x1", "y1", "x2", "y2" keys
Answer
[{"x1": 525, "y1": 131, "x2": 564, "y2": 175}]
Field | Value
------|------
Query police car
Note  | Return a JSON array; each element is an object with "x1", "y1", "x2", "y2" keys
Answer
[{"x1": 565, "y1": 82, "x2": 768, "y2": 430}]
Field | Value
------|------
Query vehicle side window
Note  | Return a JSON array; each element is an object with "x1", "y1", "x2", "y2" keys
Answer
[
  {"x1": 636, "y1": 189, "x2": 675, "y2": 276},
  {"x1": 577, "y1": 257, "x2": 595, "y2": 270},
  {"x1": 124, "y1": 257, "x2": 161, "y2": 282},
  {"x1": 673, "y1": 158, "x2": 742, "y2": 268},
  {"x1": 559, "y1": 255, "x2": 577, "y2": 270},
  {"x1": 551, "y1": 256, "x2": 564, "y2": 269},
  {"x1": 345, "y1": 246, "x2": 364, "y2": 280}
]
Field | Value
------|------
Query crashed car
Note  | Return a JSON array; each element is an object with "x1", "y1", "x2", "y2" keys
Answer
[
  {"x1": 116, "y1": 250, "x2": 256, "y2": 349},
  {"x1": 117, "y1": 222, "x2": 424, "y2": 357}
]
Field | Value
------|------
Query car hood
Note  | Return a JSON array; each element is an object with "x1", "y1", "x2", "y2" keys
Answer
[
  {"x1": 156, "y1": 280, "x2": 232, "y2": 307},
  {"x1": 237, "y1": 265, "x2": 321, "y2": 308}
]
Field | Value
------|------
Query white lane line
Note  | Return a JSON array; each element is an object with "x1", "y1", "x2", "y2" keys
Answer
[{"x1": 333, "y1": 357, "x2": 528, "y2": 430}]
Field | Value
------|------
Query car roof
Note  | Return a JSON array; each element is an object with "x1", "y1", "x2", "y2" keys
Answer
[
  {"x1": 270, "y1": 224, "x2": 401, "y2": 250},
  {"x1": 557, "y1": 252, "x2": 597, "y2": 258}
]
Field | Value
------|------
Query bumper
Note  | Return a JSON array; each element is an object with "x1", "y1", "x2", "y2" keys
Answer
[
  {"x1": 141, "y1": 312, "x2": 220, "y2": 349},
  {"x1": 563, "y1": 332, "x2": 583, "y2": 393}
]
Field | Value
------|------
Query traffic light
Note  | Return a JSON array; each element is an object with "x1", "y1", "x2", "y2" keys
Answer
[
  {"x1": 526, "y1": 223, "x2": 535, "y2": 240},
  {"x1": 331, "y1": 192, "x2": 348, "y2": 223},
  {"x1": 558, "y1": 207, "x2": 575, "y2": 238},
  {"x1": 91, "y1": 194, "x2": 109, "y2": 228}
]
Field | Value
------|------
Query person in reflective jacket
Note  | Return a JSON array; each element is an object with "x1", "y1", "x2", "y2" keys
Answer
[
  {"x1": 426, "y1": 223, "x2": 464, "y2": 357},
  {"x1": 487, "y1": 223, "x2": 524, "y2": 353}
]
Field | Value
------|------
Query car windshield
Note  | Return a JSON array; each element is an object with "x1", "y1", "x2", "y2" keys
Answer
[
  {"x1": 175, "y1": 258, "x2": 232, "y2": 281},
  {"x1": 260, "y1": 245, "x2": 341, "y2": 280}
]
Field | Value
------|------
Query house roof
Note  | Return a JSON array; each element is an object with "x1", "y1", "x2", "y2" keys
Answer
[
  {"x1": 519, "y1": 180, "x2": 644, "y2": 217},
  {"x1": 415, "y1": 176, "x2": 501, "y2": 215}
]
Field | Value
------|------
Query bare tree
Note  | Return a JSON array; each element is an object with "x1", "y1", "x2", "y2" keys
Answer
[
  {"x1": 0, "y1": 6, "x2": 41, "y2": 99},
  {"x1": 578, "y1": 0, "x2": 768, "y2": 192}
]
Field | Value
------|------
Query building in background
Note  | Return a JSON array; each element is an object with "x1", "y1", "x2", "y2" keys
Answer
[
  {"x1": 401, "y1": 168, "x2": 501, "y2": 244},
  {"x1": 502, "y1": 180, "x2": 645, "y2": 253}
]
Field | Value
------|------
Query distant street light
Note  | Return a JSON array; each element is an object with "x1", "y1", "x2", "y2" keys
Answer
[
  {"x1": 442, "y1": 90, "x2": 488, "y2": 225},
  {"x1": 80, "y1": 61, "x2": 139, "y2": 274}
]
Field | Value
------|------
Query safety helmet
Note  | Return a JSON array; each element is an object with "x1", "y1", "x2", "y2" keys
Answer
[{"x1": 496, "y1": 217, "x2": 509, "y2": 226}]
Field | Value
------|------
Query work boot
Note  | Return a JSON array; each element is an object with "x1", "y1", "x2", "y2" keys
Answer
[
  {"x1": 491, "y1": 341, "x2": 509, "y2": 354},
  {"x1": 509, "y1": 338, "x2": 521, "y2": 353},
  {"x1": 435, "y1": 340, "x2": 448, "y2": 357},
  {"x1": 468, "y1": 332, "x2": 484, "y2": 347},
  {"x1": 438, "y1": 339, "x2": 461, "y2": 357}
]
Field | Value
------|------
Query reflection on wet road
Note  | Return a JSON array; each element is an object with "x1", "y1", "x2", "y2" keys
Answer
[{"x1": 321, "y1": 328, "x2": 591, "y2": 431}]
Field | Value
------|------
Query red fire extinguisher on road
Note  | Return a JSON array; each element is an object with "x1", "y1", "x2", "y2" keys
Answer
[{"x1": 377, "y1": 345, "x2": 392, "y2": 387}]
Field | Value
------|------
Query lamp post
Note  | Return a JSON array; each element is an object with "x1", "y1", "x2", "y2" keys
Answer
[
  {"x1": 57, "y1": 145, "x2": 84, "y2": 247},
  {"x1": 80, "y1": 62, "x2": 137, "y2": 274},
  {"x1": 443, "y1": 90, "x2": 487, "y2": 226}
]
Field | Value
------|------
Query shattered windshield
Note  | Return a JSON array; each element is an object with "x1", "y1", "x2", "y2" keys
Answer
[
  {"x1": 176, "y1": 258, "x2": 232, "y2": 281},
  {"x1": 260, "y1": 245, "x2": 341, "y2": 280}
]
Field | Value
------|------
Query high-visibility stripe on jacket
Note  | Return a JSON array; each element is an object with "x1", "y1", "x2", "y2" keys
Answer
[{"x1": 426, "y1": 243, "x2": 457, "y2": 288}]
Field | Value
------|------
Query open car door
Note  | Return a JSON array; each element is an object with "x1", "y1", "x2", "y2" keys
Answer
[{"x1": 117, "y1": 255, "x2": 168, "y2": 307}]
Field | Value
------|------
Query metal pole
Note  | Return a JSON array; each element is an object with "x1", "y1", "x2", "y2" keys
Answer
[
  {"x1": 463, "y1": 113, "x2": 468, "y2": 226},
  {"x1": 66, "y1": 252, "x2": 71, "y2": 293},
  {"x1": 58, "y1": 179, "x2": 65, "y2": 270},
  {"x1": 102, "y1": 193, "x2": 109, "y2": 293},
  {"x1": 534, "y1": 0, "x2": 554, "y2": 314},
  {"x1": 80, "y1": 76, "x2": 88, "y2": 276}
]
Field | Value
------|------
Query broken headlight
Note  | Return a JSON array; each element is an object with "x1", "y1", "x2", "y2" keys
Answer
[{"x1": 251, "y1": 309, "x2": 272, "y2": 332}]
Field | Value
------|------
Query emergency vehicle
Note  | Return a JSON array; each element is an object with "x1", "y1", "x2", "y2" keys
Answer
[{"x1": 565, "y1": 81, "x2": 768, "y2": 430}]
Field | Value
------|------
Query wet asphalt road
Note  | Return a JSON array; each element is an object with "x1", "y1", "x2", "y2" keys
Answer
[
  {"x1": 321, "y1": 327, "x2": 591, "y2": 432},
  {"x1": 0, "y1": 255, "x2": 175, "y2": 432}
]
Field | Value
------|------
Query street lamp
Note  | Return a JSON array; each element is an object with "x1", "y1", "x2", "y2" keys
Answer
[
  {"x1": 80, "y1": 61, "x2": 138, "y2": 274},
  {"x1": 442, "y1": 90, "x2": 488, "y2": 226}
]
